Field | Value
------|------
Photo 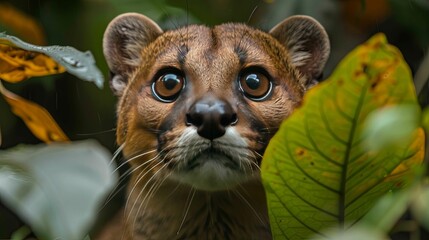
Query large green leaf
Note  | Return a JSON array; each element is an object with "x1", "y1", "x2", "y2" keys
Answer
[
  {"x1": 0, "y1": 140, "x2": 117, "y2": 240},
  {"x1": 261, "y1": 34, "x2": 424, "y2": 239}
]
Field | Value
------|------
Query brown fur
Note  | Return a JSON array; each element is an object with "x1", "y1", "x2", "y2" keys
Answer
[{"x1": 99, "y1": 13, "x2": 329, "y2": 239}]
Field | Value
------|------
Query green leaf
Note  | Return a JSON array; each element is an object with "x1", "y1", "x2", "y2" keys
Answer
[
  {"x1": 363, "y1": 104, "x2": 421, "y2": 151},
  {"x1": 311, "y1": 226, "x2": 386, "y2": 240},
  {"x1": 261, "y1": 34, "x2": 424, "y2": 239},
  {"x1": 411, "y1": 182, "x2": 429, "y2": 231},
  {"x1": 11, "y1": 226, "x2": 32, "y2": 240},
  {"x1": 0, "y1": 140, "x2": 117, "y2": 240},
  {"x1": 0, "y1": 32, "x2": 104, "y2": 88},
  {"x1": 358, "y1": 187, "x2": 414, "y2": 232},
  {"x1": 422, "y1": 107, "x2": 429, "y2": 133}
]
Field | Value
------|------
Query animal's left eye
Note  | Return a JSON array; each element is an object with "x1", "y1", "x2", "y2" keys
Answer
[
  {"x1": 238, "y1": 69, "x2": 272, "y2": 101},
  {"x1": 152, "y1": 71, "x2": 185, "y2": 102}
]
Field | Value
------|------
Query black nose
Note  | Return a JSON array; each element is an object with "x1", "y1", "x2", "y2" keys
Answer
[{"x1": 186, "y1": 95, "x2": 238, "y2": 140}]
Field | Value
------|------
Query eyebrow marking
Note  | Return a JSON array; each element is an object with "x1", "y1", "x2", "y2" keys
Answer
[
  {"x1": 234, "y1": 46, "x2": 247, "y2": 65},
  {"x1": 177, "y1": 44, "x2": 189, "y2": 66}
]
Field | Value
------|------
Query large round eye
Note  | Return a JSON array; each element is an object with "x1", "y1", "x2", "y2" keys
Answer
[
  {"x1": 238, "y1": 70, "x2": 272, "y2": 101},
  {"x1": 152, "y1": 72, "x2": 185, "y2": 102}
]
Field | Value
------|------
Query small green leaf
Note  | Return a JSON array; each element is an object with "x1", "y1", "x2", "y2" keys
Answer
[
  {"x1": 11, "y1": 226, "x2": 32, "y2": 240},
  {"x1": 311, "y1": 226, "x2": 386, "y2": 240},
  {"x1": 422, "y1": 107, "x2": 429, "y2": 133},
  {"x1": 411, "y1": 182, "x2": 429, "y2": 231},
  {"x1": 0, "y1": 32, "x2": 104, "y2": 88},
  {"x1": 261, "y1": 34, "x2": 424, "y2": 239},
  {"x1": 363, "y1": 104, "x2": 421, "y2": 151},
  {"x1": 0, "y1": 140, "x2": 117, "y2": 240},
  {"x1": 358, "y1": 187, "x2": 414, "y2": 232}
]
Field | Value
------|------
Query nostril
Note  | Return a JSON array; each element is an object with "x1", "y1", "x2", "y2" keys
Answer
[
  {"x1": 231, "y1": 113, "x2": 238, "y2": 125},
  {"x1": 220, "y1": 112, "x2": 238, "y2": 127},
  {"x1": 186, "y1": 112, "x2": 203, "y2": 127},
  {"x1": 185, "y1": 113, "x2": 192, "y2": 126}
]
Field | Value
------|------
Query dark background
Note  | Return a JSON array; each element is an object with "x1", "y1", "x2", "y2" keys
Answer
[{"x1": 0, "y1": 0, "x2": 428, "y2": 238}]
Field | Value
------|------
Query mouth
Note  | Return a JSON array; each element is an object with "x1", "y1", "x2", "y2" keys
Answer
[
  {"x1": 168, "y1": 143, "x2": 258, "y2": 191},
  {"x1": 186, "y1": 147, "x2": 239, "y2": 171},
  {"x1": 164, "y1": 127, "x2": 259, "y2": 191}
]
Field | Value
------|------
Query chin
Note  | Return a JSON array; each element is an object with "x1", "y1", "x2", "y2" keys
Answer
[{"x1": 170, "y1": 154, "x2": 257, "y2": 191}]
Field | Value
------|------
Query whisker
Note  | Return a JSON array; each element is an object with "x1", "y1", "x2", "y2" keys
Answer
[
  {"x1": 100, "y1": 184, "x2": 127, "y2": 211},
  {"x1": 186, "y1": 0, "x2": 189, "y2": 37},
  {"x1": 131, "y1": 169, "x2": 174, "y2": 236},
  {"x1": 161, "y1": 7, "x2": 181, "y2": 31},
  {"x1": 111, "y1": 148, "x2": 166, "y2": 192},
  {"x1": 177, "y1": 187, "x2": 196, "y2": 236},
  {"x1": 126, "y1": 159, "x2": 165, "y2": 226},
  {"x1": 250, "y1": 160, "x2": 261, "y2": 171},
  {"x1": 125, "y1": 159, "x2": 163, "y2": 213},
  {"x1": 137, "y1": 164, "x2": 171, "y2": 214},
  {"x1": 113, "y1": 149, "x2": 158, "y2": 173},
  {"x1": 75, "y1": 128, "x2": 116, "y2": 137},
  {"x1": 109, "y1": 143, "x2": 125, "y2": 166},
  {"x1": 252, "y1": 150, "x2": 263, "y2": 159},
  {"x1": 246, "y1": 5, "x2": 258, "y2": 25},
  {"x1": 233, "y1": 189, "x2": 265, "y2": 225},
  {"x1": 130, "y1": 163, "x2": 168, "y2": 238},
  {"x1": 158, "y1": 8, "x2": 189, "y2": 64},
  {"x1": 100, "y1": 150, "x2": 160, "y2": 210}
]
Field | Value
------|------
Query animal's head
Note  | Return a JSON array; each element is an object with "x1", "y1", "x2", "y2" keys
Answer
[{"x1": 103, "y1": 13, "x2": 329, "y2": 191}]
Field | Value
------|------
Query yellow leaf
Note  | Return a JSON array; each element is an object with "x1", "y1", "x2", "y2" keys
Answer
[
  {"x1": 0, "y1": 33, "x2": 104, "y2": 88},
  {"x1": 0, "y1": 82, "x2": 69, "y2": 143},
  {"x1": 0, "y1": 44, "x2": 65, "y2": 82}
]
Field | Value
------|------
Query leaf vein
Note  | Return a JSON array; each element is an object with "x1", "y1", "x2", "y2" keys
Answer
[
  {"x1": 304, "y1": 116, "x2": 342, "y2": 167},
  {"x1": 338, "y1": 83, "x2": 368, "y2": 227}
]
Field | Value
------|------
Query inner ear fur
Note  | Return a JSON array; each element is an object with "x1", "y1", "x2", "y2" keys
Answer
[
  {"x1": 103, "y1": 13, "x2": 163, "y2": 96},
  {"x1": 269, "y1": 15, "x2": 330, "y2": 86}
]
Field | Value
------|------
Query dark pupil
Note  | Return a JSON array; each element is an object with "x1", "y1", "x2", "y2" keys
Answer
[
  {"x1": 163, "y1": 74, "x2": 180, "y2": 90},
  {"x1": 245, "y1": 74, "x2": 260, "y2": 90}
]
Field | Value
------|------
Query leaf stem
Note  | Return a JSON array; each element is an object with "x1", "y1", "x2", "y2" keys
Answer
[
  {"x1": 11, "y1": 226, "x2": 32, "y2": 240},
  {"x1": 339, "y1": 83, "x2": 368, "y2": 228}
]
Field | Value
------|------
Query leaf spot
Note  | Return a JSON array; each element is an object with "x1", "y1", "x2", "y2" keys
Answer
[
  {"x1": 295, "y1": 148, "x2": 306, "y2": 156},
  {"x1": 362, "y1": 63, "x2": 369, "y2": 74}
]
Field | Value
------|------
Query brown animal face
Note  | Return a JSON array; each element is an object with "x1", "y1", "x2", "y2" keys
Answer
[{"x1": 103, "y1": 13, "x2": 329, "y2": 191}]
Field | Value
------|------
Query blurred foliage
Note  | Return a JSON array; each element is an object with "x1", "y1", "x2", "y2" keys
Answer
[
  {"x1": 0, "y1": 83, "x2": 69, "y2": 143},
  {"x1": 0, "y1": 32, "x2": 106, "y2": 144},
  {"x1": 0, "y1": 2, "x2": 46, "y2": 45},
  {"x1": 0, "y1": 140, "x2": 116, "y2": 240},
  {"x1": 389, "y1": 0, "x2": 429, "y2": 48}
]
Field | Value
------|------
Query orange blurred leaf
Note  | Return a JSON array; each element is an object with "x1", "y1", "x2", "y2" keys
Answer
[
  {"x1": 0, "y1": 82, "x2": 69, "y2": 143},
  {"x1": 0, "y1": 2, "x2": 46, "y2": 45},
  {"x1": 0, "y1": 44, "x2": 65, "y2": 82}
]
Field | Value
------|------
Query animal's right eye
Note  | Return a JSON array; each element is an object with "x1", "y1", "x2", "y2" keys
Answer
[
  {"x1": 238, "y1": 67, "x2": 272, "y2": 101},
  {"x1": 151, "y1": 70, "x2": 185, "y2": 103}
]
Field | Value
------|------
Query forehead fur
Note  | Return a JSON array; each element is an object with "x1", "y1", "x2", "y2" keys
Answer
[{"x1": 130, "y1": 23, "x2": 302, "y2": 91}]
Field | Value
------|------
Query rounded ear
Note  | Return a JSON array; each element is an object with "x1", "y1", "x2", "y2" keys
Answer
[
  {"x1": 269, "y1": 15, "x2": 330, "y2": 86},
  {"x1": 103, "y1": 13, "x2": 163, "y2": 96}
]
